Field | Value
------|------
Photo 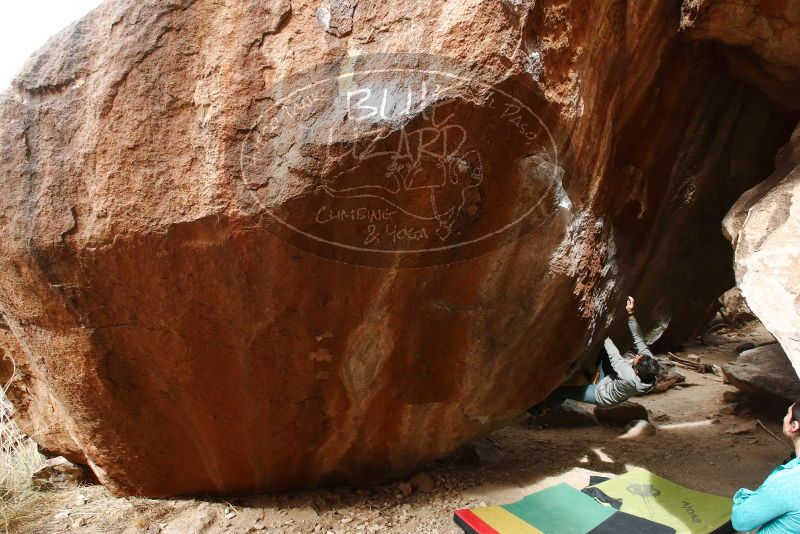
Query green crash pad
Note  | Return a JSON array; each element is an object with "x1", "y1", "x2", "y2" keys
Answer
[
  {"x1": 503, "y1": 483, "x2": 615, "y2": 533},
  {"x1": 590, "y1": 467, "x2": 732, "y2": 534}
]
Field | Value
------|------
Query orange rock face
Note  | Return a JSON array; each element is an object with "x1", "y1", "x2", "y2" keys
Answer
[{"x1": 0, "y1": 0, "x2": 797, "y2": 496}]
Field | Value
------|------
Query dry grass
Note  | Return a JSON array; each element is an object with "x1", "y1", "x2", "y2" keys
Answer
[
  {"x1": 0, "y1": 354, "x2": 48, "y2": 533},
  {"x1": 0, "y1": 354, "x2": 176, "y2": 533}
]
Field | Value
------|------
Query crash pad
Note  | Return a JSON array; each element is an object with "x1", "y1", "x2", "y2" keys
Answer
[
  {"x1": 454, "y1": 483, "x2": 673, "y2": 533},
  {"x1": 589, "y1": 468, "x2": 732, "y2": 534},
  {"x1": 454, "y1": 468, "x2": 732, "y2": 533}
]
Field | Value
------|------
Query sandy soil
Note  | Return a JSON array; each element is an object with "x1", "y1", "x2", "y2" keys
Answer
[{"x1": 24, "y1": 324, "x2": 791, "y2": 534}]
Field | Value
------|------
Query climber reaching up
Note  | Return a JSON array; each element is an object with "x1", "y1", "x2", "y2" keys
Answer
[{"x1": 533, "y1": 296, "x2": 661, "y2": 411}]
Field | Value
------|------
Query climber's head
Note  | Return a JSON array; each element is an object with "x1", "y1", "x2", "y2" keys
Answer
[{"x1": 633, "y1": 354, "x2": 660, "y2": 384}]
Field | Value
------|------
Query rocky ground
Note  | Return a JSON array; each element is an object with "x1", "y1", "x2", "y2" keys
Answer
[{"x1": 22, "y1": 322, "x2": 792, "y2": 534}]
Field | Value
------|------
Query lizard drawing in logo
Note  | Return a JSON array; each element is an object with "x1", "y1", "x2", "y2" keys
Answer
[
  {"x1": 627, "y1": 483, "x2": 662, "y2": 518},
  {"x1": 320, "y1": 111, "x2": 484, "y2": 241}
]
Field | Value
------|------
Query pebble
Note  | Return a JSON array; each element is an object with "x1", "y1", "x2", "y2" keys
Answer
[
  {"x1": 726, "y1": 421, "x2": 758, "y2": 435},
  {"x1": 410, "y1": 473, "x2": 435, "y2": 493}
]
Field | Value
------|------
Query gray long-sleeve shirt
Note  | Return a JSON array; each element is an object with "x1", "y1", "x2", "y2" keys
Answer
[{"x1": 593, "y1": 315, "x2": 655, "y2": 407}]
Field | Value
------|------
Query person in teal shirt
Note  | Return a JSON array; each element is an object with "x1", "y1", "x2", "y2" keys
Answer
[{"x1": 732, "y1": 401, "x2": 800, "y2": 533}]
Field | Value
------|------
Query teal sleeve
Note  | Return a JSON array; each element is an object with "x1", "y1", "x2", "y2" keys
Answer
[
  {"x1": 627, "y1": 315, "x2": 653, "y2": 357},
  {"x1": 731, "y1": 477, "x2": 791, "y2": 532}
]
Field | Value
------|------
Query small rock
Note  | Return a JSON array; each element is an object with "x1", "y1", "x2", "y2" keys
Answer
[
  {"x1": 33, "y1": 457, "x2": 83, "y2": 490},
  {"x1": 285, "y1": 498, "x2": 319, "y2": 522},
  {"x1": 398, "y1": 482, "x2": 413, "y2": 497},
  {"x1": 356, "y1": 510, "x2": 379, "y2": 522},
  {"x1": 674, "y1": 385, "x2": 683, "y2": 390},
  {"x1": 409, "y1": 473, "x2": 435, "y2": 493},
  {"x1": 532, "y1": 400, "x2": 599, "y2": 428},
  {"x1": 451, "y1": 437, "x2": 504, "y2": 467},
  {"x1": 144, "y1": 525, "x2": 160, "y2": 534},
  {"x1": 162, "y1": 507, "x2": 216, "y2": 534},
  {"x1": 726, "y1": 421, "x2": 758, "y2": 435},
  {"x1": 54, "y1": 510, "x2": 71, "y2": 521},
  {"x1": 224, "y1": 508, "x2": 237, "y2": 519},
  {"x1": 652, "y1": 366, "x2": 686, "y2": 393},
  {"x1": 594, "y1": 401, "x2": 649, "y2": 426}
]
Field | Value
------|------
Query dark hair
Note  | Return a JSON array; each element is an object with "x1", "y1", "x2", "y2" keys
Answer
[{"x1": 634, "y1": 355, "x2": 660, "y2": 384}]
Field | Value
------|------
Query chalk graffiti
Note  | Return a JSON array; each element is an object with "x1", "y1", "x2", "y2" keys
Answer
[
  {"x1": 321, "y1": 99, "x2": 483, "y2": 240},
  {"x1": 238, "y1": 53, "x2": 563, "y2": 267}
]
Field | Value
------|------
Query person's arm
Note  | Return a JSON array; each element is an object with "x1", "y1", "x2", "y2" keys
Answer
[
  {"x1": 628, "y1": 316, "x2": 653, "y2": 357},
  {"x1": 731, "y1": 477, "x2": 792, "y2": 533},
  {"x1": 626, "y1": 297, "x2": 653, "y2": 357}
]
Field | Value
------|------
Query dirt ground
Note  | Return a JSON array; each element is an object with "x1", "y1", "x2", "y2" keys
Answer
[{"x1": 24, "y1": 323, "x2": 792, "y2": 534}]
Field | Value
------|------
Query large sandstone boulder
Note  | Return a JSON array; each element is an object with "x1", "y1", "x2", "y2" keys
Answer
[
  {"x1": 0, "y1": 0, "x2": 797, "y2": 496},
  {"x1": 723, "y1": 344, "x2": 800, "y2": 409},
  {"x1": 724, "y1": 125, "x2": 800, "y2": 375}
]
